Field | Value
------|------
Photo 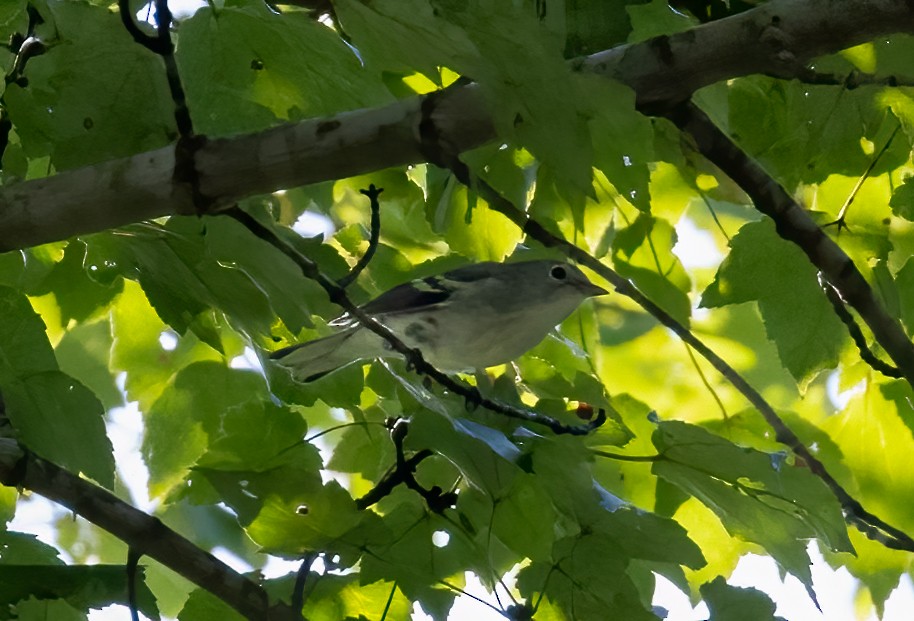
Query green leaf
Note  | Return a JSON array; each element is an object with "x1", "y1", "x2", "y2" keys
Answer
[
  {"x1": 0, "y1": 565, "x2": 158, "y2": 621},
  {"x1": 9, "y1": 598, "x2": 86, "y2": 621},
  {"x1": 890, "y1": 176, "x2": 914, "y2": 221},
  {"x1": 700, "y1": 576, "x2": 785, "y2": 621},
  {"x1": 244, "y1": 481, "x2": 367, "y2": 558},
  {"x1": 198, "y1": 450, "x2": 366, "y2": 557},
  {"x1": 0, "y1": 489, "x2": 16, "y2": 526},
  {"x1": 195, "y1": 400, "x2": 308, "y2": 472},
  {"x1": 110, "y1": 281, "x2": 222, "y2": 411},
  {"x1": 192, "y1": 398, "x2": 372, "y2": 559},
  {"x1": 468, "y1": 473, "x2": 558, "y2": 562},
  {"x1": 2, "y1": 371, "x2": 114, "y2": 487},
  {"x1": 202, "y1": 216, "x2": 326, "y2": 334},
  {"x1": 5, "y1": 1, "x2": 174, "y2": 171},
  {"x1": 612, "y1": 213, "x2": 692, "y2": 325},
  {"x1": 31, "y1": 241, "x2": 122, "y2": 325},
  {"x1": 825, "y1": 380, "x2": 914, "y2": 535},
  {"x1": 701, "y1": 219, "x2": 847, "y2": 384},
  {"x1": 424, "y1": 170, "x2": 523, "y2": 262},
  {"x1": 728, "y1": 77, "x2": 909, "y2": 188},
  {"x1": 651, "y1": 420, "x2": 853, "y2": 590},
  {"x1": 301, "y1": 575, "x2": 411, "y2": 621},
  {"x1": 325, "y1": 414, "x2": 396, "y2": 481},
  {"x1": 0, "y1": 3, "x2": 28, "y2": 43},
  {"x1": 333, "y1": 0, "x2": 479, "y2": 79},
  {"x1": 0, "y1": 286, "x2": 113, "y2": 487},
  {"x1": 358, "y1": 502, "x2": 460, "y2": 618},
  {"x1": 601, "y1": 507, "x2": 705, "y2": 570},
  {"x1": 586, "y1": 77, "x2": 654, "y2": 212},
  {"x1": 0, "y1": 531, "x2": 62, "y2": 565},
  {"x1": 563, "y1": 0, "x2": 638, "y2": 56},
  {"x1": 124, "y1": 218, "x2": 275, "y2": 337},
  {"x1": 178, "y1": 588, "x2": 243, "y2": 621},
  {"x1": 627, "y1": 0, "x2": 695, "y2": 40},
  {"x1": 807, "y1": 173, "x2": 893, "y2": 265},
  {"x1": 177, "y1": 4, "x2": 391, "y2": 136},
  {"x1": 340, "y1": 1, "x2": 594, "y2": 197},
  {"x1": 893, "y1": 256, "x2": 914, "y2": 337},
  {"x1": 143, "y1": 361, "x2": 267, "y2": 498},
  {"x1": 54, "y1": 319, "x2": 123, "y2": 410},
  {"x1": 0, "y1": 285, "x2": 59, "y2": 373},
  {"x1": 0, "y1": 252, "x2": 26, "y2": 289},
  {"x1": 407, "y1": 411, "x2": 520, "y2": 497},
  {"x1": 516, "y1": 531, "x2": 655, "y2": 621}
]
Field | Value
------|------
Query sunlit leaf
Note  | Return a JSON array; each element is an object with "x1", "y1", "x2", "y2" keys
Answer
[
  {"x1": 652, "y1": 421, "x2": 853, "y2": 590},
  {"x1": 0, "y1": 287, "x2": 113, "y2": 487},
  {"x1": 700, "y1": 576, "x2": 785, "y2": 621},
  {"x1": 702, "y1": 219, "x2": 848, "y2": 385}
]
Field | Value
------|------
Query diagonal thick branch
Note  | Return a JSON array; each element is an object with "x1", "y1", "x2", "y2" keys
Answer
[
  {"x1": 0, "y1": 437, "x2": 299, "y2": 621},
  {"x1": 663, "y1": 101, "x2": 914, "y2": 388},
  {"x1": 3, "y1": 0, "x2": 914, "y2": 250},
  {"x1": 820, "y1": 278, "x2": 902, "y2": 379}
]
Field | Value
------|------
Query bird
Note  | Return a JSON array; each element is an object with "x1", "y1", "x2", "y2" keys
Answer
[{"x1": 271, "y1": 259, "x2": 607, "y2": 382}]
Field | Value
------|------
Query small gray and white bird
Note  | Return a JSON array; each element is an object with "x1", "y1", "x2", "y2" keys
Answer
[{"x1": 271, "y1": 259, "x2": 607, "y2": 382}]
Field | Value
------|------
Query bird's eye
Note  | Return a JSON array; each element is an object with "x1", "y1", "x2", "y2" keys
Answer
[{"x1": 550, "y1": 265, "x2": 568, "y2": 280}]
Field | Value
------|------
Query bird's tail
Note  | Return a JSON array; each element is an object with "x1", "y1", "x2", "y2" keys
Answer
[{"x1": 270, "y1": 328, "x2": 365, "y2": 382}]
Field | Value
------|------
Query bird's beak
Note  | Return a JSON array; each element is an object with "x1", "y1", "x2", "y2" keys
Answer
[{"x1": 582, "y1": 281, "x2": 609, "y2": 297}]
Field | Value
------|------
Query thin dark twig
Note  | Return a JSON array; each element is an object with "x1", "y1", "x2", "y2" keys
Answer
[
  {"x1": 355, "y1": 419, "x2": 456, "y2": 512},
  {"x1": 820, "y1": 276, "x2": 902, "y2": 379},
  {"x1": 697, "y1": 192, "x2": 731, "y2": 242},
  {"x1": 118, "y1": 0, "x2": 196, "y2": 156},
  {"x1": 152, "y1": 0, "x2": 195, "y2": 139},
  {"x1": 304, "y1": 420, "x2": 386, "y2": 443},
  {"x1": 379, "y1": 581, "x2": 398, "y2": 621},
  {"x1": 590, "y1": 449, "x2": 661, "y2": 462},
  {"x1": 684, "y1": 343, "x2": 729, "y2": 420},
  {"x1": 438, "y1": 579, "x2": 506, "y2": 615},
  {"x1": 1, "y1": 6, "x2": 46, "y2": 165},
  {"x1": 339, "y1": 184, "x2": 383, "y2": 287},
  {"x1": 118, "y1": 0, "x2": 162, "y2": 53},
  {"x1": 291, "y1": 551, "x2": 319, "y2": 614},
  {"x1": 126, "y1": 548, "x2": 141, "y2": 621},
  {"x1": 223, "y1": 206, "x2": 606, "y2": 436},
  {"x1": 355, "y1": 447, "x2": 434, "y2": 510},
  {"x1": 791, "y1": 68, "x2": 914, "y2": 89},
  {"x1": 825, "y1": 120, "x2": 901, "y2": 231},
  {"x1": 391, "y1": 419, "x2": 456, "y2": 512},
  {"x1": 5, "y1": 5, "x2": 47, "y2": 85},
  {"x1": 530, "y1": 564, "x2": 556, "y2": 614}
]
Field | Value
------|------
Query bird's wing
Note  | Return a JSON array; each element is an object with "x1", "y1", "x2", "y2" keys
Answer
[
  {"x1": 359, "y1": 276, "x2": 454, "y2": 315},
  {"x1": 330, "y1": 262, "x2": 499, "y2": 326}
]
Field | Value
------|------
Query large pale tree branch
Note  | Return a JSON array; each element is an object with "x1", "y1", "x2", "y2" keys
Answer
[{"x1": 2, "y1": 0, "x2": 913, "y2": 251}]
